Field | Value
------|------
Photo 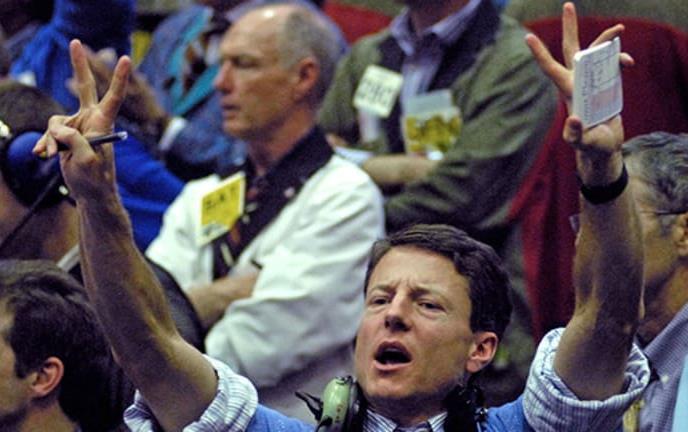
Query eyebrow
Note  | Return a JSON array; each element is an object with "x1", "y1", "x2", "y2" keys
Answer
[{"x1": 366, "y1": 283, "x2": 448, "y2": 301}]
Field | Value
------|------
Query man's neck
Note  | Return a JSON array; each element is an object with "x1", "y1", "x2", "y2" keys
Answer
[
  {"x1": 246, "y1": 112, "x2": 315, "y2": 176},
  {"x1": 0, "y1": 204, "x2": 77, "y2": 262},
  {"x1": 638, "y1": 266, "x2": 688, "y2": 344},
  {"x1": 407, "y1": 0, "x2": 470, "y2": 34},
  {"x1": 15, "y1": 404, "x2": 77, "y2": 432},
  {"x1": 39, "y1": 205, "x2": 80, "y2": 263},
  {"x1": 369, "y1": 396, "x2": 445, "y2": 428}
]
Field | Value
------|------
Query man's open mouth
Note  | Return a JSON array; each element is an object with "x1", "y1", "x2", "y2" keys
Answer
[{"x1": 375, "y1": 343, "x2": 412, "y2": 365}]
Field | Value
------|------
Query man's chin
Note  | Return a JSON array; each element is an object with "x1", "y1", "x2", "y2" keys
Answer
[{"x1": 363, "y1": 380, "x2": 415, "y2": 405}]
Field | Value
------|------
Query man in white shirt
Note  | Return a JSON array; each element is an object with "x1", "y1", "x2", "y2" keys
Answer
[{"x1": 143, "y1": 3, "x2": 384, "y2": 421}]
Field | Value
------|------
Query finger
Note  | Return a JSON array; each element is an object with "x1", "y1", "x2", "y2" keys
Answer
[
  {"x1": 33, "y1": 115, "x2": 71, "y2": 157},
  {"x1": 590, "y1": 24, "x2": 624, "y2": 47},
  {"x1": 526, "y1": 33, "x2": 573, "y2": 96},
  {"x1": 620, "y1": 52, "x2": 635, "y2": 68},
  {"x1": 563, "y1": 115, "x2": 583, "y2": 147},
  {"x1": 100, "y1": 55, "x2": 132, "y2": 122},
  {"x1": 49, "y1": 123, "x2": 95, "y2": 158},
  {"x1": 70, "y1": 39, "x2": 98, "y2": 108},
  {"x1": 562, "y1": 2, "x2": 580, "y2": 69},
  {"x1": 34, "y1": 131, "x2": 58, "y2": 158}
]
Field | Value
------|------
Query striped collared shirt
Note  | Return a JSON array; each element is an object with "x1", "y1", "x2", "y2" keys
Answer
[
  {"x1": 637, "y1": 303, "x2": 688, "y2": 431},
  {"x1": 364, "y1": 409, "x2": 447, "y2": 432}
]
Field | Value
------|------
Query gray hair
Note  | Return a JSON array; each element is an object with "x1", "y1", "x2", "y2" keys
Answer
[
  {"x1": 623, "y1": 132, "x2": 688, "y2": 233},
  {"x1": 276, "y1": 6, "x2": 341, "y2": 106}
]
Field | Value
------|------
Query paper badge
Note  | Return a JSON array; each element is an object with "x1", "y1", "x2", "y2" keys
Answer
[
  {"x1": 197, "y1": 172, "x2": 246, "y2": 247},
  {"x1": 353, "y1": 65, "x2": 403, "y2": 118},
  {"x1": 401, "y1": 90, "x2": 462, "y2": 160}
]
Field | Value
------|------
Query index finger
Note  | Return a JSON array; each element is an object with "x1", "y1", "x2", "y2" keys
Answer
[
  {"x1": 70, "y1": 39, "x2": 99, "y2": 108},
  {"x1": 562, "y1": 2, "x2": 581, "y2": 69}
]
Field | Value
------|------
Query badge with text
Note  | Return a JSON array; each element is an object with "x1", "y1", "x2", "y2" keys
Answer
[
  {"x1": 353, "y1": 65, "x2": 403, "y2": 118},
  {"x1": 401, "y1": 90, "x2": 462, "y2": 160},
  {"x1": 197, "y1": 172, "x2": 246, "y2": 247}
]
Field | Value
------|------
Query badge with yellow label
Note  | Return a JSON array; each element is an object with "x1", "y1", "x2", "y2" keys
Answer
[
  {"x1": 197, "y1": 172, "x2": 246, "y2": 247},
  {"x1": 401, "y1": 90, "x2": 462, "y2": 160},
  {"x1": 353, "y1": 65, "x2": 403, "y2": 118}
]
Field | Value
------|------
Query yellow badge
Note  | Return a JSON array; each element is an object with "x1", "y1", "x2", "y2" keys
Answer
[
  {"x1": 353, "y1": 65, "x2": 403, "y2": 118},
  {"x1": 401, "y1": 90, "x2": 462, "y2": 160},
  {"x1": 198, "y1": 172, "x2": 246, "y2": 247}
]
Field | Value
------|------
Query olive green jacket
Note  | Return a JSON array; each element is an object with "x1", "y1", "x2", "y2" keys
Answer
[{"x1": 319, "y1": 0, "x2": 557, "y2": 238}]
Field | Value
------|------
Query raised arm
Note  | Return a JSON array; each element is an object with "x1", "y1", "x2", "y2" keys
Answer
[
  {"x1": 526, "y1": 3, "x2": 643, "y2": 400},
  {"x1": 34, "y1": 39, "x2": 219, "y2": 431}
]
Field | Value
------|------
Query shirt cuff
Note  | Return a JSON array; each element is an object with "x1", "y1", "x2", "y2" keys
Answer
[
  {"x1": 159, "y1": 116, "x2": 188, "y2": 153},
  {"x1": 334, "y1": 146, "x2": 375, "y2": 166},
  {"x1": 124, "y1": 356, "x2": 258, "y2": 432},
  {"x1": 523, "y1": 328, "x2": 651, "y2": 432}
]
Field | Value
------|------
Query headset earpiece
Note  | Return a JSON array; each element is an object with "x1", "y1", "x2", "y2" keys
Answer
[
  {"x1": 315, "y1": 376, "x2": 361, "y2": 432},
  {"x1": 0, "y1": 125, "x2": 71, "y2": 254},
  {"x1": 0, "y1": 129, "x2": 67, "y2": 207}
]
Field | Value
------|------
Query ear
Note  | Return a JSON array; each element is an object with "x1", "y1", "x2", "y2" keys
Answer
[
  {"x1": 674, "y1": 213, "x2": 688, "y2": 258},
  {"x1": 290, "y1": 56, "x2": 320, "y2": 103},
  {"x1": 465, "y1": 331, "x2": 498, "y2": 374},
  {"x1": 29, "y1": 356, "x2": 64, "y2": 398}
]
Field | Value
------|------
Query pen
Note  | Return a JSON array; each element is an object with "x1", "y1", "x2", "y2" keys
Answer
[{"x1": 56, "y1": 131, "x2": 128, "y2": 151}]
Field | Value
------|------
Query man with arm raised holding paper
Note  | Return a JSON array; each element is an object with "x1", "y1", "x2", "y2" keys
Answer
[{"x1": 36, "y1": 3, "x2": 650, "y2": 430}]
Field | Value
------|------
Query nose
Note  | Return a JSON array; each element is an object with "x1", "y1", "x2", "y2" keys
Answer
[
  {"x1": 384, "y1": 296, "x2": 411, "y2": 332},
  {"x1": 213, "y1": 61, "x2": 233, "y2": 93}
]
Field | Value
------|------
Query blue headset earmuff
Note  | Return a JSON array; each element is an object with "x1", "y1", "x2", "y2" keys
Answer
[
  {"x1": 0, "y1": 119, "x2": 71, "y2": 253},
  {"x1": 0, "y1": 124, "x2": 67, "y2": 207}
]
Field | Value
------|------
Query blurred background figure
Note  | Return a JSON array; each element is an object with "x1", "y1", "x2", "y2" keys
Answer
[
  {"x1": 10, "y1": 0, "x2": 133, "y2": 111},
  {"x1": 0, "y1": 0, "x2": 53, "y2": 64},
  {"x1": 0, "y1": 260, "x2": 130, "y2": 431}
]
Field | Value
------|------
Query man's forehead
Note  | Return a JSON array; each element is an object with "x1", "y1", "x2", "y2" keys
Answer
[
  {"x1": 367, "y1": 246, "x2": 469, "y2": 292},
  {"x1": 223, "y1": 11, "x2": 281, "y2": 52},
  {"x1": 231, "y1": 5, "x2": 287, "y2": 34}
]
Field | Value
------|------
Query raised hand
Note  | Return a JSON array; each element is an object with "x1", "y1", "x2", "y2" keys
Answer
[
  {"x1": 80, "y1": 47, "x2": 170, "y2": 136},
  {"x1": 33, "y1": 39, "x2": 131, "y2": 201},
  {"x1": 525, "y1": 2, "x2": 634, "y2": 181}
]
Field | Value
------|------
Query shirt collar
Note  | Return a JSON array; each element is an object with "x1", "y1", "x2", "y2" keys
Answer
[
  {"x1": 236, "y1": 126, "x2": 333, "y2": 193},
  {"x1": 390, "y1": 0, "x2": 483, "y2": 56},
  {"x1": 364, "y1": 409, "x2": 448, "y2": 432},
  {"x1": 643, "y1": 302, "x2": 688, "y2": 375}
]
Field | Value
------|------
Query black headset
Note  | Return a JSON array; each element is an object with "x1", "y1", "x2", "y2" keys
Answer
[
  {"x1": 0, "y1": 119, "x2": 71, "y2": 253},
  {"x1": 297, "y1": 375, "x2": 487, "y2": 432}
]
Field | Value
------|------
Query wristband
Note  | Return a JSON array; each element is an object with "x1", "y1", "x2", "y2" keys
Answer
[{"x1": 578, "y1": 164, "x2": 628, "y2": 204}]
